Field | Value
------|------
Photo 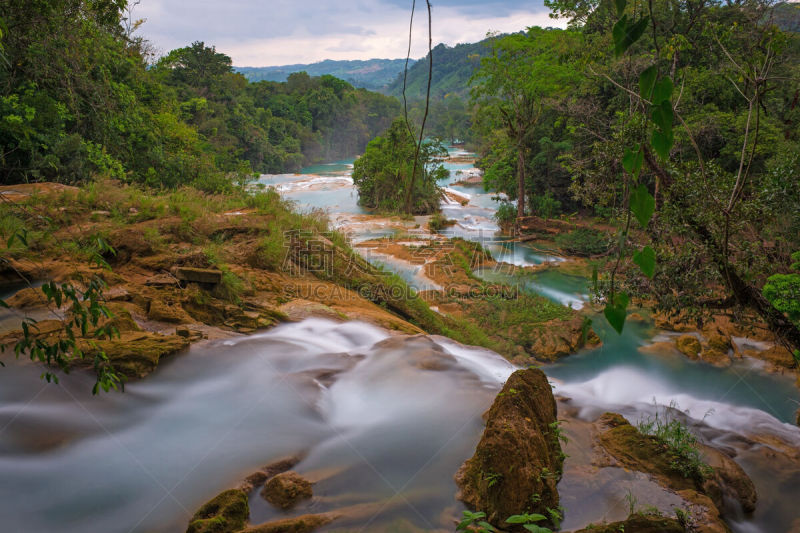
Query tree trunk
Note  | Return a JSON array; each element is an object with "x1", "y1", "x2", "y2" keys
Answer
[{"x1": 516, "y1": 144, "x2": 526, "y2": 220}]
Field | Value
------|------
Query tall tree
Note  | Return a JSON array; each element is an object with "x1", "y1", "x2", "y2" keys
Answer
[{"x1": 471, "y1": 27, "x2": 581, "y2": 223}]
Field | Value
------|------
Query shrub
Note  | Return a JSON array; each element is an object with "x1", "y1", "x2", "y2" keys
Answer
[
  {"x1": 428, "y1": 212, "x2": 455, "y2": 231},
  {"x1": 555, "y1": 228, "x2": 609, "y2": 256},
  {"x1": 531, "y1": 192, "x2": 561, "y2": 219},
  {"x1": 494, "y1": 202, "x2": 517, "y2": 228}
]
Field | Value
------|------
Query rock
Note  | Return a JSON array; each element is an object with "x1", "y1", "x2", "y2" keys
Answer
[
  {"x1": 455, "y1": 368, "x2": 563, "y2": 529},
  {"x1": 148, "y1": 299, "x2": 192, "y2": 324},
  {"x1": 186, "y1": 489, "x2": 249, "y2": 533},
  {"x1": 6, "y1": 287, "x2": 48, "y2": 309},
  {"x1": 700, "y1": 444, "x2": 758, "y2": 513},
  {"x1": 260, "y1": 471, "x2": 313, "y2": 510},
  {"x1": 173, "y1": 267, "x2": 223, "y2": 286},
  {"x1": 107, "y1": 228, "x2": 156, "y2": 264},
  {"x1": 676, "y1": 335, "x2": 702, "y2": 359},
  {"x1": 243, "y1": 514, "x2": 333, "y2": 533},
  {"x1": 373, "y1": 335, "x2": 459, "y2": 371},
  {"x1": 79, "y1": 332, "x2": 190, "y2": 378},
  {"x1": 595, "y1": 413, "x2": 697, "y2": 490},
  {"x1": 699, "y1": 347, "x2": 732, "y2": 367},
  {"x1": 145, "y1": 273, "x2": 180, "y2": 287},
  {"x1": 796, "y1": 408, "x2": 800, "y2": 428},
  {"x1": 707, "y1": 333, "x2": 731, "y2": 353},
  {"x1": 91, "y1": 210, "x2": 111, "y2": 217},
  {"x1": 241, "y1": 454, "x2": 306, "y2": 492},
  {"x1": 572, "y1": 514, "x2": 685, "y2": 533},
  {"x1": 757, "y1": 345, "x2": 797, "y2": 370}
]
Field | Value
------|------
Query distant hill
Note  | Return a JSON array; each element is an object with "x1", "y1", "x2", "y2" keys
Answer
[
  {"x1": 774, "y1": 2, "x2": 800, "y2": 32},
  {"x1": 236, "y1": 59, "x2": 411, "y2": 91},
  {"x1": 385, "y1": 36, "x2": 500, "y2": 100}
]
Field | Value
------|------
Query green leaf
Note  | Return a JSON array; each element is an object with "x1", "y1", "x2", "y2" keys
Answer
[
  {"x1": 622, "y1": 145, "x2": 644, "y2": 178},
  {"x1": 630, "y1": 184, "x2": 656, "y2": 228},
  {"x1": 651, "y1": 77, "x2": 673, "y2": 105},
  {"x1": 633, "y1": 246, "x2": 656, "y2": 278},
  {"x1": 612, "y1": 16, "x2": 629, "y2": 56},
  {"x1": 614, "y1": 0, "x2": 627, "y2": 17},
  {"x1": 651, "y1": 100, "x2": 673, "y2": 135},
  {"x1": 523, "y1": 526, "x2": 552, "y2": 533},
  {"x1": 614, "y1": 16, "x2": 649, "y2": 56},
  {"x1": 639, "y1": 65, "x2": 657, "y2": 101},
  {"x1": 651, "y1": 129, "x2": 673, "y2": 160},
  {"x1": 604, "y1": 292, "x2": 629, "y2": 334}
]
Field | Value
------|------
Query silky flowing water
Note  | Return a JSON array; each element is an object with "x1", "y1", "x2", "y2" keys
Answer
[{"x1": 0, "y1": 151, "x2": 798, "y2": 532}]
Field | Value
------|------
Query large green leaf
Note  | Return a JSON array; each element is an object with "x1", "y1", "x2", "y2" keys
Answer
[
  {"x1": 651, "y1": 77, "x2": 673, "y2": 105},
  {"x1": 639, "y1": 65, "x2": 657, "y2": 101},
  {"x1": 613, "y1": 16, "x2": 650, "y2": 57},
  {"x1": 651, "y1": 100, "x2": 673, "y2": 135},
  {"x1": 604, "y1": 291, "x2": 629, "y2": 334},
  {"x1": 633, "y1": 245, "x2": 656, "y2": 278},
  {"x1": 614, "y1": 0, "x2": 627, "y2": 17},
  {"x1": 622, "y1": 145, "x2": 644, "y2": 178},
  {"x1": 651, "y1": 129, "x2": 673, "y2": 160},
  {"x1": 630, "y1": 184, "x2": 655, "y2": 228}
]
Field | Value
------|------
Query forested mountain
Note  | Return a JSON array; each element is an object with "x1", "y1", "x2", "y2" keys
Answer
[
  {"x1": 236, "y1": 59, "x2": 410, "y2": 92},
  {"x1": 386, "y1": 38, "x2": 496, "y2": 100},
  {"x1": 0, "y1": 4, "x2": 400, "y2": 190}
]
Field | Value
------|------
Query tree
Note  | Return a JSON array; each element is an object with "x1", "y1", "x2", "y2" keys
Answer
[
  {"x1": 352, "y1": 118, "x2": 448, "y2": 214},
  {"x1": 471, "y1": 27, "x2": 581, "y2": 223}
]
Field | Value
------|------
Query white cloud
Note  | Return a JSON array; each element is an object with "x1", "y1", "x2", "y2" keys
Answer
[{"x1": 133, "y1": 0, "x2": 564, "y2": 65}]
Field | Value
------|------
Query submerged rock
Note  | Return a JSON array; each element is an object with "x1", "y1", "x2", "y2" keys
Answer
[
  {"x1": 455, "y1": 368, "x2": 563, "y2": 529},
  {"x1": 242, "y1": 514, "x2": 333, "y2": 533},
  {"x1": 261, "y1": 471, "x2": 313, "y2": 510},
  {"x1": 186, "y1": 489, "x2": 249, "y2": 533}
]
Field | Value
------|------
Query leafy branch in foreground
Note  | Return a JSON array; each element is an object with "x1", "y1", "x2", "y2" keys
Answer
[
  {"x1": 598, "y1": 0, "x2": 674, "y2": 334},
  {"x1": 1, "y1": 227, "x2": 124, "y2": 394}
]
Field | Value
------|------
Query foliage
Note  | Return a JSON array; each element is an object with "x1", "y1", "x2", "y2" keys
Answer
[
  {"x1": 471, "y1": 27, "x2": 582, "y2": 218},
  {"x1": 0, "y1": 3, "x2": 399, "y2": 190},
  {"x1": 352, "y1": 118, "x2": 449, "y2": 214},
  {"x1": 457, "y1": 510, "x2": 497, "y2": 533},
  {"x1": 555, "y1": 228, "x2": 610, "y2": 257},
  {"x1": 0, "y1": 229, "x2": 123, "y2": 394},
  {"x1": 762, "y1": 251, "x2": 800, "y2": 325},
  {"x1": 494, "y1": 202, "x2": 518, "y2": 228},
  {"x1": 636, "y1": 405, "x2": 713, "y2": 483},
  {"x1": 506, "y1": 513, "x2": 554, "y2": 533},
  {"x1": 531, "y1": 192, "x2": 562, "y2": 219}
]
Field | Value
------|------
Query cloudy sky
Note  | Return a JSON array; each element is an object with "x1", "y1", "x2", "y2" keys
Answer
[{"x1": 133, "y1": 0, "x2": 564, "y2": 66}]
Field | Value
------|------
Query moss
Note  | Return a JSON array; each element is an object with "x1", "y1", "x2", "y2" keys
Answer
[
  {"x1": 574, "y1": 514, "x2": 684, "y2": 533},
  {"x1": 187, "y1": 489, "x2": 249, "y2": 533},
  {"x1": 455, "y1": 369, "x2": 563, "y2": 530}
]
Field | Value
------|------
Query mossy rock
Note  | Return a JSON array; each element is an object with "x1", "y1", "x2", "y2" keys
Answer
[
  {"x1": 596, "y1": 413, "x2": 697, "y2": 491},
  {"x1": 260, "y1": 471, "x2": 313, "y2": 510},
  {"x1": 675, "y1": 335, "x2": 701, "y2": 358},
  {"x1": 455, "y1": 368, "x2": 563, "y2": 530},
  {"x1": 80, "y1": 332, "x2": 190, "y2": 378},
  {"x1": 243, "y1": 513, "x2": 333, "y2": 533},
  {"x1": 187, "y1": 489, "x2": 249, "y2": 533},
  {"x1": 573, "y1": 514, "x2": 685, "y2": 533}
]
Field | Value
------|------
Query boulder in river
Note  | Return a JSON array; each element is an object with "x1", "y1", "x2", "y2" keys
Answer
[
  {"x1": 261, "y1": 471, "x2": 313, "y2": 510},
  {"x1": 571, "y1": 513, "x2": 685, "y2": 533},
  {"x1": 186, "y1": 488, "x2": 249, "y2": 533},
  {"x1": 455, "y1": 368, "x2": 563, "y2": 529}
]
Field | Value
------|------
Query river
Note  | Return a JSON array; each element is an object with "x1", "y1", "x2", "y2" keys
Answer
[{"x1": 0, "y1": 151, "x2": 797, "y2": 532}]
